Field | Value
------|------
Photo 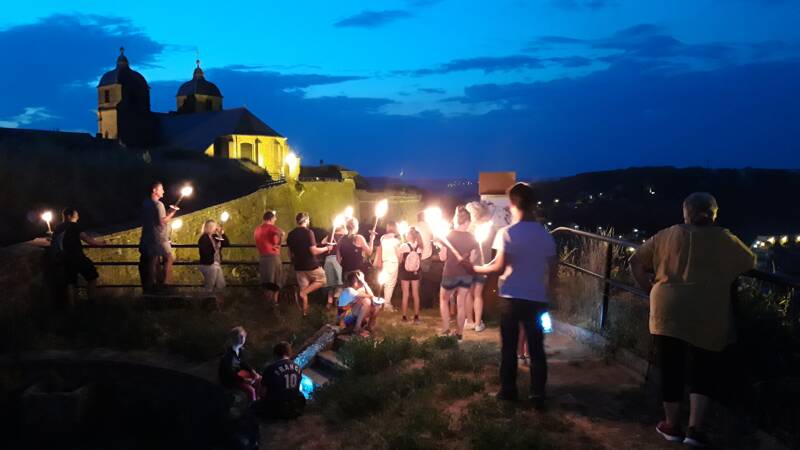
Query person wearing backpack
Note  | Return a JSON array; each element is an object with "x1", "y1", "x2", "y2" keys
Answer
[
  {"x1": 398, "y1": 227, "x2": 424, "y2": 324},
  {"x1": 52, "y1": 208, "x2": 106, "y2": 305}
]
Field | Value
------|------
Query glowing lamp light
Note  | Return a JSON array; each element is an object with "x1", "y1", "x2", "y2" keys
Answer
[
  {"x1": 541, "y1": 312, "x2": 553, "y2": 334},
  {"x1": 378, "y1": 270, "x2": 390, "y2": 286},
  {"x1": 633, "y1": 228, "x2": 639, "y2": 233},
  {"x1": 554, "y1": 198, "x2": 560, "y2": 204},
  {"x1": 780, "y1": 235, "x2": 789, "y2": 245},
  {"x1": 220, "y1": 211, "x2": 230, "y2": 223},
  {"x1": 171, "y1": 218, "x2": 183, "y2": 231},
  {"x1": 767, "y1": 236, "x2": 776, "y2": 244},
  {"x1": 796, "y1": 235, "x2": 800, "y2": 244},
  {"x1": 284, "y1": 152, "x2": 300, "y2": 179},
  {"x1": 299, "y1": 374, "x2": 315, "y2": 400},
  {"x1": 626, "y1": 246, "x2": 636, "y2": 253},
  {"x1": 546, "y1": 222, "x2": 553, "y2": 226}
]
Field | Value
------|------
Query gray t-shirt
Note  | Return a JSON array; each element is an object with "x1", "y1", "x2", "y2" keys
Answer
[
  {"x1": 140, "y1": 198, "x2": 168, "y2": 252},
  {"x1": 442, "y1": 230, "x2": 479, "y2": 278}
]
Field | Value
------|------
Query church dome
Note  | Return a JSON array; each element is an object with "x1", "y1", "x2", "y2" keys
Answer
[
  {"x1": 98, "y1": 47, "x2": 149, "y2": 89},
  {"x1": 176, "y1": 60, "x2": 222, "y2": 98}
]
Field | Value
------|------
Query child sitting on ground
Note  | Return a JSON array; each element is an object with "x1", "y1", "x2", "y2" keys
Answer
[
  {"x1": 218, "y1": 326, "x2": 262, "y2": 402},
  {"x1": 337, "y1": 270, "x2": 383, "y2": 336},
  {"x1": 257, "y1": 341, "x2": 306, "y2": 420}
]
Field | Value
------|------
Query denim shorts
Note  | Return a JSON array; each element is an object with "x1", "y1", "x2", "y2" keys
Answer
[{"x1": 441, "y1": 275, "x2": 474, "y2": 290}]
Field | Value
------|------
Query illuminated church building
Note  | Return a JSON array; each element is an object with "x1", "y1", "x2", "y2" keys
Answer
[{"x1": 97, "y1": 48, "x2": 293, "y2": 179}]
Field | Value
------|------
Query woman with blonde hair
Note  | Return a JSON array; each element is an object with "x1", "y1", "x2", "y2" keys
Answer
[
  {"x1": 337, "y1": 217, "x2": 374, "y2": 277},
  {"x1": 399, "y1": 227, "x2": 424, "y2": 324},
  {"x1": 465, "y1": 201, "x2": 495, "y2": 332},
  {"x1": 438, "y1": 205, "x2": 479, "y2": 340},
  {"x1": 198, "y1": 219, "x2": 229, "y2": 292}
]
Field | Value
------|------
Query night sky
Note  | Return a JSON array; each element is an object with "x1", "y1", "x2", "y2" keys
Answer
[{"x1": 1, "y1": 1, "x2": 799, "y2": 178}]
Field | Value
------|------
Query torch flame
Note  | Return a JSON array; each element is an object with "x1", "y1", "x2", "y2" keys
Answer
[
  {"x1": 475, "y1": 221, "x2": 492, "y2": 244},
  {"x1": 375, "y1": 199, "x2": 389, "y2": 219},
  {"x1": 344, "y1": 206, "x2": 354, "y2": 219},
  {"x1": 333, "y1": 214, "x2": 346, "y2": 229},
  {"x1": 397, "y1": 220, "x2": 409, "y2": 237},
  {"x1": 220, "y1": 211, "x2": 230, "y2": 223},
  {"x1": 41, "y1": 211, "x2": 53, "y2": 224},
  {"x1": 171, "y1": 218, "x2": 183, "y2": 231},
  {"x1": 180, "y1": 185, "x2": 194, "y2": 197}
]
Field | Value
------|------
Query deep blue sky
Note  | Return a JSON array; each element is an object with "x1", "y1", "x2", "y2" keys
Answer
[{"x1": 1, "y1": 1, "x2": 798, "y2": 178}]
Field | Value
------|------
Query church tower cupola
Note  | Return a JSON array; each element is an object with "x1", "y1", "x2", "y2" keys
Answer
[
  {"x1": 176, "y1": 60, "x2": 223, "y2": 114},
  {"x1": 96, "y1": 47, "x2": 153, "y2": 146}
]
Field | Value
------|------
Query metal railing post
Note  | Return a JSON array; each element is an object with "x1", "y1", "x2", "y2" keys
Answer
[{"x1": 600, "y1": 241, "x2": 613, "y2": 329}]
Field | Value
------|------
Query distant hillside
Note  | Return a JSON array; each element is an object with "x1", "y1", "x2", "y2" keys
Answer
[
  {"x1": 0, "y1": 131, "x2": 267, "y2": 245},
  {"x1": 382, "y1": 167, "x2": 800, "y2": 244},
  {"x1": 531, "y1": 167, "x2": 800, "y2": 243}
]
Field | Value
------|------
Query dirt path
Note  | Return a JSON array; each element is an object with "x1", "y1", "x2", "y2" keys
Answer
[{"x1": 259, "y1": 309, "x2": 765, "y2": 449}]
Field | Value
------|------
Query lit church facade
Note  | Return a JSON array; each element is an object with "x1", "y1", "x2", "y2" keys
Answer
[{"x1": 97, "y1": 48, "x2": 294, "y2": 179}]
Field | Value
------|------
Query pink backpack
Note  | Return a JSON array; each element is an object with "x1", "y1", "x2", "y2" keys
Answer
[{"x1": 404, "y1": 243, "x2": 421, "y2": 272}]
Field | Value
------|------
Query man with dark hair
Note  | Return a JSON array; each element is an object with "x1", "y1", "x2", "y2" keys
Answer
[
  {"x1": 255, "y1": 210, "x2": 284, "y2": 303},
  {"x1": 286, "y1": 212, "x2": 332, "y2": 316},
  {"x1": 258, "y1": 341, "x2": 305, "y2": 419},
  {"x1": 468, "y1": 182, "x2": 557, "y2": 409},
  {"x1": 138, "y1": 181, "x2": 177, "y2": 293},
  {"x1": 52, "y1": 208, "x2": 106, "y2": 304}
]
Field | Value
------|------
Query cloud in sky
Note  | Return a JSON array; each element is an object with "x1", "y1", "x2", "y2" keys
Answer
[
  {"x1": 0, "y1": 107, "x2": 59, "y2": 128},
  {"x1": 334, "y1": 10, "x2": 413, "y2": 28},
  {"x1": 1, "y1": 14, "x2": 798, "y2": 178}
]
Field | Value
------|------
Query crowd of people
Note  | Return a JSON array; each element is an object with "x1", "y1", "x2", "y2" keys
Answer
[{"x1": 51, "y1": 180, "x2": 756, "y2": 446}]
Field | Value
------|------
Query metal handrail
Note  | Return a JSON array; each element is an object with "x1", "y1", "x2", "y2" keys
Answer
[{"x1": 550, "y1": 227, "x2": 800, "y2": 328}]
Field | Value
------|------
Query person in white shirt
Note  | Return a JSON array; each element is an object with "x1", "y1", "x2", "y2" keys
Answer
[
  {"x1": 337, "y1": 270, "x2": 383, "y2": 337},
  {"x1": 468, "y1": 183, "x2": 557, "y2": 408},
  {"x1": 374, "y1": 221, "x2": 401, "y2": 311}
]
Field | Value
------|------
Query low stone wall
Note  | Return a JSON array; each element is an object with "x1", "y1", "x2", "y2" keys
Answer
[{"x1": 85, "y1": 181, "x2": 422, "y2": 286}]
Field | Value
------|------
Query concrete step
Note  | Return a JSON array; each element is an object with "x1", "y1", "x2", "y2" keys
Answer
[
  {"x1": 314, "y1": 350, "x2": 349, "y2": 375},
  {"x1": 333, "y1": 333, "x2": 353, "y2": 351}
]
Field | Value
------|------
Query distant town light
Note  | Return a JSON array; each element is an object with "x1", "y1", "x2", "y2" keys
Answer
[
  {"x1": 573, "y1": 225, "x2": 579, "y2": 229},
  {"x1": 633, "y1": 228, "x2": 639, "y2": 233},
  {"x1": 537, "y1": 201, "x2": 542, "y2": 206},
  {"x1": 780, "y1": 235, "x2": 789, "y2": 245},
  {"x1": 553, "y1": 198, "x2": 560, "y2": 203},
  {"x1": 796, "y1": 235, "x2": 800, "y2": 244},
  {"x1": 546, "y1": 221, "x2": 553, "y2": 226}
]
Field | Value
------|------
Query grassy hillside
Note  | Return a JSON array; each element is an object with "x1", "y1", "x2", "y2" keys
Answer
[{"x1": 0, "y1": 133, "x2": 266, "y2": 245}]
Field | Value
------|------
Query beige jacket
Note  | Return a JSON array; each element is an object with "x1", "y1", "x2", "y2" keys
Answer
[{"x1": 636, "y1": 224, "x2": 755, "y2": 351}]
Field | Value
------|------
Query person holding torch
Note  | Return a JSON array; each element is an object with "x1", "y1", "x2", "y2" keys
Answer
[
  {"x1": 435, "y1": 205, "x2": 479, "y2": 340},
  {"x1": 139, "y1": 181, "x2": 180, "y2": 293},
  {"x1": 463, "y1": 183, "x2": 557, "y2": 409},
  {"x1": 466, "y1": 201, "x2": 496, "y2": 333}
]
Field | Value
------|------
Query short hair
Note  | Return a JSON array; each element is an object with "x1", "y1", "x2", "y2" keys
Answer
[
  {"x1": 345, "y1": 270, "x2": 363, "y2": 286},
  {"x1": 507, "y1": 182, "x2": 536, "y2": 213},
  {"x1": 203, "y1": 219, "x2": 217, "y2": 234},
  {"x1": 150, "y1": 181, "x2": 163, "y2": 192},
  {"x1": 228, "y1": 326, "x2": 246, "y2": 346},
  {"x1": 385, "y1": 220, "x2": 397, "y2": 231},
  {"x1": 263, "y1": 210, "x2": 276, "y2": 221},
  {"x1": 273, "y1": 341, "x2": 292, "y2": 358},
  {"x1": 683, "y1": 192, "x2": 718, "y2": 225},
  {"x1": 62, "y1": 208, "x2": 77, "y2": 222},
  {"x1": 454, "y1": 205, "x2": 471, "y2": 226},
  {"x1": 296, "y1": 212, "x2": 310, "y2": 225}
]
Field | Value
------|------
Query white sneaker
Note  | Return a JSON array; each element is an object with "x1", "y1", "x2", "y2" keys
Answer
[
  {"x1": 474, "y1": 321, "x2": 486, "y2": 332},
  {"x1": 464, "y1": 320, "x2": 475, "y2": 330}
]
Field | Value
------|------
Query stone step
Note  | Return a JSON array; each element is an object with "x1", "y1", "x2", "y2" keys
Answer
[
  {"x1": 302, "y1": 367, "x2": 330, "y2": 387},
  {"x1": 314, "y1": 350, "x2": 349, "y2": 375}
]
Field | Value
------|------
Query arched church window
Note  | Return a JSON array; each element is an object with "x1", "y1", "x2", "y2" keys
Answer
[{"x1": 240, "y1": 143, "x2": 254, "y2": 162}]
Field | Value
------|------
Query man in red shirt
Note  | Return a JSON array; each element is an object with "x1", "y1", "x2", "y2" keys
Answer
[{"x1": 254, "y1": 210, "x2": 284, "y2": 303}]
